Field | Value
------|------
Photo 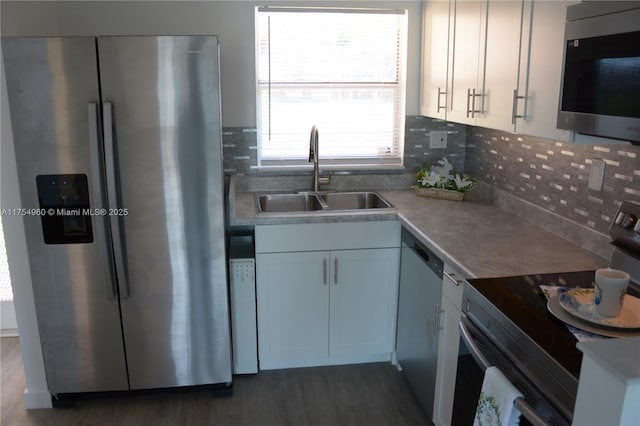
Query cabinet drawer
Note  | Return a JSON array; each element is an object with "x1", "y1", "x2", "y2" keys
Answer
[{"x1": 255, "y1": 221, "x2": 400, "y2": 253}]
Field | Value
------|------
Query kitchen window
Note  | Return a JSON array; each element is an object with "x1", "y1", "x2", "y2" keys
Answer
[{"x1": 255, "y1": 7, "x2": 407, "y2": 169}]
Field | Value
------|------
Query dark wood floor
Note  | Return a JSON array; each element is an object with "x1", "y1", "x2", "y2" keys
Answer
[{"x1": 1, "y1": 337, "x2": 431, "y2": 426}]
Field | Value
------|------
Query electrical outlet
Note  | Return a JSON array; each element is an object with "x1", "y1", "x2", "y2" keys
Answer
[
  {"x1": 429, "y1": 131, "x2": 448, "y2": 149},
  {"x1": 588, "y1": 159, "x2": 605, "y2": 191}
]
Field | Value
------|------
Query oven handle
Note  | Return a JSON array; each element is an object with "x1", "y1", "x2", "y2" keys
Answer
[{"x1": 458, "y1": 318, "x2": 551, "y2": 426}]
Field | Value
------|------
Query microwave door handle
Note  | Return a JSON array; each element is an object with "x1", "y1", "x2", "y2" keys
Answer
[
  {"x1": 88, "y1": 103, "x2": 117, "y2": 300},
  {"x1": 458, "y1": 318, "x2": 551, "y2": 426},
  {"x1": 103, "y1": 102, "x2": 130, "y2": 299}
]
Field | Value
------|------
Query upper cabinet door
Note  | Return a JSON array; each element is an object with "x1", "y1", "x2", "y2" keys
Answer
[
  {"x1": 420, "y1": 0, "x2": 578, "y2": 141},
  {"x1": 475, "y1": 0, "x2": 524, "y2": 132},
  {"x1": 447, "y1": 0, "x2": 485, "y2": 125},
  {"x1": 515, "y1": 1, "x2": 575, "y2": 141},
  {"x1": 420, "y1": 0, "x2": 452, "y2": 119}
]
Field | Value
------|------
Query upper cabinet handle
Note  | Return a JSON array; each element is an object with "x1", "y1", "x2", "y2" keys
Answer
[
  {"x1": 512, "y1": 89, "x2": 525, "y2": 125},
  {"x1": 437, "y1": 87, "x2": 447, "y2": 113},
  {"x1": 467, "y1": 88, "x2": 482, "y2": 118}
]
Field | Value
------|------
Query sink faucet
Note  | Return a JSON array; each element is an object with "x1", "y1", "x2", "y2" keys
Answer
[{"x1": 309, "y1": 125, "x2": 320, "y2": 192}]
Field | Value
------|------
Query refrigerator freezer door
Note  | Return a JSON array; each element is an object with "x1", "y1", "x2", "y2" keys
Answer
[
  {"x1": 2, "y1": 37, "x2": 128, "y2": 394},
  {"x1": 97, "y1": 36, "x2": 232, "y2": 389}
]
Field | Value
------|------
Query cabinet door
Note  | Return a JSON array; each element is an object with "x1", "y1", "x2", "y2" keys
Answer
[
  {"x1": 447, "y1": 0, "x2": 485, "y2": 125},
  {"x1": 476, "y1": 0, "x2": 523, "y2": 132},
  {"x1": 329, "y1": 248, "x2": 399, "y2": 360},
  {"x1": 433, "y1": 292, "x2": 462, "y2": 426},
  {"x1": 256, "y1": 251, "x2": 330, "y2": 369},
  {"x1": 420, "y1": 0, "x2": 452, "y2": 119},
  {"x1": 516, "y1": 0, "x2": 575, "y2": 141}
]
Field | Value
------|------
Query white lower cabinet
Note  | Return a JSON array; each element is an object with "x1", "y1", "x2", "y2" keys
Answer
[
  {"x1": 255, "y1": 222, "x2": 401, "y2": 370},
  {"x1": 329, "y1": 248, "x2": 399, "y2": 359},
  {"x1": 433, "y1": 265, "x2": 465, "y2": 426},
  {"x1": 256, "y1": 251, "x2": 331, "y2": 367}
]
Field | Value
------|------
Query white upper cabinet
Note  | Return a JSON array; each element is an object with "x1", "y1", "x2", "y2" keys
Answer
[
  {"x1": 447, "y1": 0, "x2": 485, "y2": 125},
  {"x1": 476, "y1": 0, "x2": 524, "y2": 131},
  {"x1": 515, "y1": 0, "x2": 576, "y2": 141},
  {"x1": 421, "y1": 0, "x2": 577, "y2": 139},
  {"x1": 420, "y1": 0, "x2": 452, "y2": 119}
]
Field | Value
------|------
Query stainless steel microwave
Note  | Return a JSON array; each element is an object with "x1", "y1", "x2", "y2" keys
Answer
[{"x1": 557, "y1": 1, "x2": 640, "y2": 144}]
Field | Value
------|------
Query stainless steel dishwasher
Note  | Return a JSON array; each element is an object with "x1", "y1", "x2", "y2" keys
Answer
[{"x1": 396, "y1": 227, "x2": 444, "y2": 420}]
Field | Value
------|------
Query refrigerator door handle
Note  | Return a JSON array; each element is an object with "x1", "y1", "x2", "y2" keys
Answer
[
  {"x1": 88, "y1": 103, "x2": 117, "y2": 300},
  {"x1": 103, "y1": 102, "x2": 130, "y2": 298}
]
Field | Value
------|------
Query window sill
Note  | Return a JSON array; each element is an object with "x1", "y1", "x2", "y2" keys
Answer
[{"x1": 256, "y1": 164, "x2": 407, "y2": 175}]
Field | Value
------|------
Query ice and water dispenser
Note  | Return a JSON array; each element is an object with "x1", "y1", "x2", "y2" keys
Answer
[{"x1": 36, "y1": 174, "x2": 93, "y2": 244}]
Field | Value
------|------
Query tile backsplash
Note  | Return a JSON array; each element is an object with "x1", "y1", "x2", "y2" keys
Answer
[
  {"x1": 465, "y1": 128, "x2": 640, "y2": 235},
  {"x1": 221, "y1": 116, "x2": 467, "y2": 177},
  {"x1": 402, "y1": 116, "x2": 467, "y2": 173}
]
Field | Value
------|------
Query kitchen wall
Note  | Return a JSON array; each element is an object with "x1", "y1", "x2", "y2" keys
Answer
[
  {"x1": 465, "y1": 125, "x2": 640, "y2": 242},
  {"x1": 0, "y1": 0, "x2": 423, "y2": 127}
]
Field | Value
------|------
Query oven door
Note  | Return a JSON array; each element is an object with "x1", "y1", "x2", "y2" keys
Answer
[{"x1": 452, "y1": 316, "x2": 568, "y2": 426}]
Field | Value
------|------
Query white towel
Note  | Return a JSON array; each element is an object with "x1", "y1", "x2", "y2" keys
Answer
[{"x1": 473, "y1": 366, "x2": 523, "y2": 426}]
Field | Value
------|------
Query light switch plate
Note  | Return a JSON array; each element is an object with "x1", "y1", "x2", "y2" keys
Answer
[
  {"x1": 429, "y1": 131, "x2": 448, "y2": 149},
  {"x1": 588, "y1": 159, "x2": 605, "y2": 191}
]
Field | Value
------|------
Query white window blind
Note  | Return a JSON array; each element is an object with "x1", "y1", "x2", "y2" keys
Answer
[{"x1": 256, "y1": 7, "x2": 407, "y2": 168}]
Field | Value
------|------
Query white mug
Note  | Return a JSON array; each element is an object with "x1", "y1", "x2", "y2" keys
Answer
[{"x1": 594, "y1": 268, "x2": 630, "y2": 317}]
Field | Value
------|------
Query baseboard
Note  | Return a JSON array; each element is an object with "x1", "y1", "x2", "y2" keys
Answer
[
  {"x1": 1, "y1": 300, "x2": 18, "y2": 334},
  {"x1": 23, "y1": 388, "x2": 52, "y2": 409},
  {"x1": 259, "y1": 352, "x2": 392, "y2": 371},
  {"x1": 1, "y1": 328, "x2": 18, "y2": 337}
]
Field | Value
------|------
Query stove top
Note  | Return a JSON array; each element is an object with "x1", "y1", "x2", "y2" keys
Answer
[{"x1": 467, "y1": 270, "x2": 596, "y2": 378}]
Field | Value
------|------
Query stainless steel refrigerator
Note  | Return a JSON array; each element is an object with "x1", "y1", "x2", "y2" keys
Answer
[{"x1": 2, "y1": 36, "x2": 232, "y2": 397}]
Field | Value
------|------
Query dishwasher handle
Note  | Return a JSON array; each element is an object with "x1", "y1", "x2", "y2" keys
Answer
[
  {"x1": 402, "y1": 228, "x2": 444, "y2": 277},
  {"x1": 412, "y1": 244, "x2": 430, "y2": 263}
]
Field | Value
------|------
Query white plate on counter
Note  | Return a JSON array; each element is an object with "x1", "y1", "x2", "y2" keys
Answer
[
  {"x1": 558, "y1": 288, "x2": 640, "y2": 329},
  {"x1": 547, "y1": 295, "x2": 640, "y2": 338}
]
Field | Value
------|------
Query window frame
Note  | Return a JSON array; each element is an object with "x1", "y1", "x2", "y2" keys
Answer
[{"x1": 254, "y1": 6, "x2": 408, "y2": 171}]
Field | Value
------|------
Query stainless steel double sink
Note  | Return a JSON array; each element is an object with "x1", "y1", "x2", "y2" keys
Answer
[{"x1": 255, "y1": 191, "x2": 393, "y2": 213}]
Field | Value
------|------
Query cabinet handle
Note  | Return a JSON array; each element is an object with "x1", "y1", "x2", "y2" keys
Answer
[
  {"x1": 467, "y1": 88, "x2": 482, "y2": 118},
  {"x1": 435, "y1": 303, "x2": 443, "y2": 331},
  {"x1": 511, "y1": 89, "x2": 525, "y2": 125},
  {"x1": 472, "y1": 89, "x2": 482, "y2": 118},
  {"x1": 437, "y1": 87, "x2": 447, "y2": 113},
  {"x1": 443, "y1": 271, "x2": 462, "y2": 286},
  {"x1": 334, "y1": 257, "x2": 338, "y2": 285},
  {"x1": 323, "y1": 258, "x2": 327, "y2": 285}
]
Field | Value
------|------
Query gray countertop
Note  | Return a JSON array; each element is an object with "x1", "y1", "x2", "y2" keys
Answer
[{"x1": 229, "y1": 183, "x2": 607, "y2": 279}]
